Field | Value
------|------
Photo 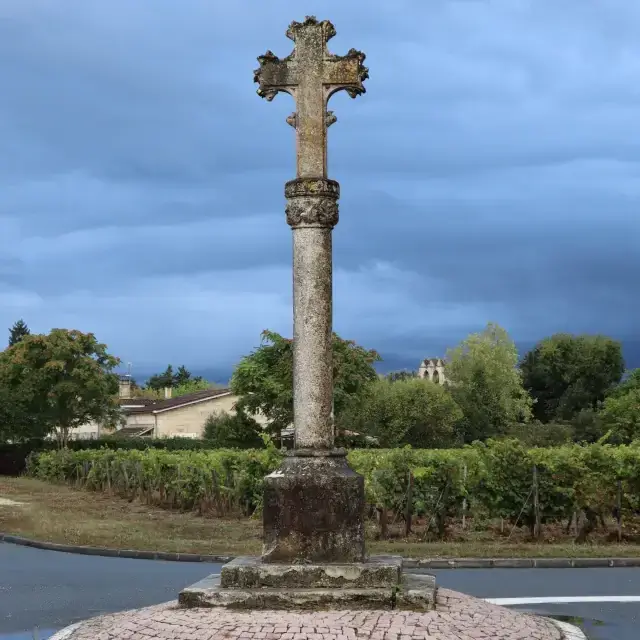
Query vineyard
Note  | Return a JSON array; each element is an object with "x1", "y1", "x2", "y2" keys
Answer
[{"x1": 27, "y1": 439, "x2": 640, "y2": 542}]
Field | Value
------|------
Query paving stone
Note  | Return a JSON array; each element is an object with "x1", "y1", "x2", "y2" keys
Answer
[{"x1": 50, "y1": 588, "x2": 565, "y2": 640}]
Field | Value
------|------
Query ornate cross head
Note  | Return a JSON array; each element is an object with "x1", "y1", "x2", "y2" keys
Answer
[{"x1": 253, "y1": 16, "x2": 369, "y2": 178}]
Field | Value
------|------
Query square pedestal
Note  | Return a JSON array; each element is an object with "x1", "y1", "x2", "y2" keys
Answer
[{"x1": 262, "y1": 451, "x2": 366, "y2": 563}]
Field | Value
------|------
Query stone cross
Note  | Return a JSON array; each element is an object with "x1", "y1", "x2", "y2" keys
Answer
[{"x1": 254, "y1": 16, "x2": 368, "y2": 452}]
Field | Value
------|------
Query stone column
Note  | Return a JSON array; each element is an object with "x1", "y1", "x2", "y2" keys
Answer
[{"x1": 286, "y1": 177, "x2": 339, "y2": 451}]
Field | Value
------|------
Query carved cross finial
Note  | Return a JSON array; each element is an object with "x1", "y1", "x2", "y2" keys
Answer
[{"x1": 254, "y1": 16, "x2": 368, "y2": 178}]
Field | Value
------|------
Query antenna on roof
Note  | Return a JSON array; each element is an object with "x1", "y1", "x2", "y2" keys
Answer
[{"x1": 126, "y1": 362, "x2": 132, "y2": 379}]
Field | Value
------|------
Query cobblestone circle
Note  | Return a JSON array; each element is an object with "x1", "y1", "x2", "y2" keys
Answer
[{"x1": 52, "y1": 588, "x2": 564, "y2": 640}]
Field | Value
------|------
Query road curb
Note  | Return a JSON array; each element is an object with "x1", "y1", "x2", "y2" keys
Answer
[
  {"x1": 0, "y1": 533, "x2": 233, "y2": 563},
  {"x1": 49, "y1": 622, "x2": 83, "y2": 640},
  {"x1": 3, "y1": 532, "x2": 640, "y2": 567},
  {"x1": 404, "y1": 556, "x2": 640, "y2": 569},
  {"x1": 551, "y1": 619, "x2": 588, "y2": 640}
]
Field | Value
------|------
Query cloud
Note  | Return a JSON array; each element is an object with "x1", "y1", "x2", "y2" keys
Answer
[{"x1": 1, "y1": 0, "x2": 639, "y2": 375}]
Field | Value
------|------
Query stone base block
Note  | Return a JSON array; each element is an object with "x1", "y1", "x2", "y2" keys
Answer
[
  {"x1": 179, "y1": 558, "x2": 435, "y2": 612},
  {"x1": 262, "y1": 450, "x2": 365, "y2": 563},
  {"x1": 220, "y1": 555, "x2": 402, "y2": 589}
]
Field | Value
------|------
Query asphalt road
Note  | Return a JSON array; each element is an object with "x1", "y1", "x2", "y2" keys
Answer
[
  {"x1": 425, "y1": 567, "x2": 640, "y2": 639},
  {"x1": 0, "y1": 542, "x2": 222, "y2": 636},
  {"x1": 2, "y1": 542, "x2": 640, "y2": 639}
]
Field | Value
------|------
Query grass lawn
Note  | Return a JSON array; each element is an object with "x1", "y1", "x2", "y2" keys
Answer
[{"x1": 2, "y1": 475, "x2": 640, "y2": 558}]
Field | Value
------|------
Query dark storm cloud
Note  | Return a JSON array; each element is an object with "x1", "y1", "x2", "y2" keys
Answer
[{"x1": 1, "y1": 0, "x2": 639, "y2": 371}]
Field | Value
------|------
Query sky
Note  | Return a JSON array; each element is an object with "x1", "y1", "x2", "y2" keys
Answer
[{"x1": 2, "y1": 0, "x2": 640, "y2": 380}]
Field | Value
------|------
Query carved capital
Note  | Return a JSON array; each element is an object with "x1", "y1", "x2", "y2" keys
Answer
[
  {"x1": 285, "y1": 178, "x2": 340, "y2": 229},
  {"x1": 285, "y1": 197, "x2": 339, "y2": 229}
]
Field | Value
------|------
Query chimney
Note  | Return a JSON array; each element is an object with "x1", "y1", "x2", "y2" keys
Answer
[
  {"x1": 119, "y1": 376, "x2": 132, "y2": 399},
  {"x1": 164, "y1": 387, "x2": 172, "y2": 399}
]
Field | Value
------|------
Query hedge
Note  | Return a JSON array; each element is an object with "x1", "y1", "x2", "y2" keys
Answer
[
  {"x1": 26, "y1": 440, "x2": 640, "y2": 539},
  {"x1": 0, "y1": 437, "x2": 244, "y2": 476}
]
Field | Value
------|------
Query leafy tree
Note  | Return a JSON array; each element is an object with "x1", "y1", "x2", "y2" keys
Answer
[
  {"x1": 571, "y1": 408, "x2": 607, "y2": 444},
  {"x1": 175, "y1": 365, "x2": 194, "y2": 386},
  {"x1": 146, "y1": 365, "x2": 175, "y2": 391},
  {"x1": 446, "y1": 322, "x2": 533, "y2": 443},
  {"x1": 231, "y1": 329, "x2": 380, "y2": 437},
  {"x1": 146, "y1": 364, "x2": 204, "y2": 391},
  {"x1": 385, "y1": 370, "x2": 417, "y2": 383},
  {"x1": 503, "y1": 420, "x2": 575, "y2": 447},
  {"x1": 599, "y1": 387, "x2": 640, "y2": 444},
  {"x1": 0, "y1": 380, "x2": 46, "y2": 443},
  {"x1": 340, "y1": 377, "x2": 462, "y2": 448},
  {"x1": 203, "y1": 409, "x2": 264, "y2": 449},
  {"x1": 520, "y1": 333, "x2": 624, "y2": 423},
  {"x1": 8, "y1": 319, "x2": 30, "y2": 347},
  {"x1": 173, "y1": 378, "x2": 215, "y2": 397},
  {"x1": 607, "y1": 368, "x2": 640, "y2": 400},
  {"x1": 0, "y1": 329, "x2": 120, "y2": 447}
]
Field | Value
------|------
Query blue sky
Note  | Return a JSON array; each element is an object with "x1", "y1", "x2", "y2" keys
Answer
[{"x1": 1, "y1": 0, "x2": 639, "y2": 378}]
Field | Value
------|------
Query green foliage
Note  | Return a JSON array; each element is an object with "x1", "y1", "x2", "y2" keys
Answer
[
  {"x1": 571, "y1": 408, "x2": 607, "y2": 444},
  {"x1": 8, "y1": 319, "x2": 30, "y2": 347},
  {"x1": 230, "y1": 330, "x2": 380, "y2": 436},
  {"x1": 446, "y1": 323, "x2": 533, "y2": 442},
  {"x1": 146, "y1": 365, "x2": 175, "y2": 391},
  {"x1": 0, "y1": 329, "x2": 120, "y2": 446},
  {"x1": 340, "y1": 377, "x2": 462, "y2": 448},
  {"x1": 385, "y1": 370, "x2": 417, "y2": 383},
  {"x1": 599, "y1": 388, "x2": 640, "y2": 444},
  {"x1": 28, "y1": 447, "x2": 281, "y2": 516},
  {"x1": 29, "y1": 442, "x2": 640, "y2": 540},
  {"x1": 608, "y1": 368, "x2": 640, "y2": 399},
  {"x1": 203, "y1": 410, "x2": 264, "y2": 449},
  {"x1": 521, "y1": 333, "x2": 625, "y2": 423},
  {"x1": 173, "y1": 378, "x2": 216, "y2": 397},
  {"x1": 503, "y1": 420, "x2": 575, "y2": 448}
]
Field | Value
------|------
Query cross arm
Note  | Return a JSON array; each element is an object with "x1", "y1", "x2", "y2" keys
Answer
[
  {"x1": 324, "y1": 48, "x2": 369, "y2": 99},
  {"x1": 254, "y1": 51, "x2": 297, "y2": 101}
]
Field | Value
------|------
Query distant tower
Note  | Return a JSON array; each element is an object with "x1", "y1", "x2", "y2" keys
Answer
[
  {"x1": 118, "y1": 363, "x2": 133, "y2": 399},
  {"x1": 418, "y1": 358, "x2": 446, "y2": 385}
]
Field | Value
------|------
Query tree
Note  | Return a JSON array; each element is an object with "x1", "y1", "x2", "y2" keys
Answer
[
  {"x1": 173, "y1": 378, "x2": 214, "y2": 397},
  {"x1": 146, "y1": 365, "x2": 175, "y2": 391},
  {"x1": 520, "y1": 334, "x2": 624, "y2": 423},
  {"x1": 446, "y1": 322, "x2": 533, "y2": 443},
  {"x1": 8, "y1": 319, "x2": 30, "y2": 347},
  {"x1": 146, "y1": 364, "x2": 203, "y2": 391},
  {"x1": 231, "y1": 329, "x2": 380, "y2": 438},
  {"x1": 385, "y1": 370, "x2": 417, "y2": 383},
  {"x1": 0, "y1": 380, "x2": 46, "y2": 443},
  {"x1": 340, "y1": 377, "x2": 462, "y2": 448},
  {"x1": 607, "y1": 368, "x2": 640, "y2": 400},
  {"x1": 598, "y1": 387, "x2": 640, "y2": 444},
  {"x1": 0, "y1": 329, "x2": 120, "y2": 447},
  {"x1": 203, "y1": 409, "x2": 264, "y2": 449},
  {"x1": 571, "y1": 408, "x2": 607, "y2": 444}
]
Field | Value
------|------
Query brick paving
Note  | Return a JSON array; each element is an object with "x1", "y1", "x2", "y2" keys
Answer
[{"x1": 51, "y1": 588, "x2": 565, "y2": 639}]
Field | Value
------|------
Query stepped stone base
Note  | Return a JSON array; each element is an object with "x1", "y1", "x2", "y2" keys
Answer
[{"x1": 179, "y1": 555, "x2": 435, "y2": 611}]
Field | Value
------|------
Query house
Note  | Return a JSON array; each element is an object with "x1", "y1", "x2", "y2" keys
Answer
[
  {"x1": 68, "y1": 376, "x2": 268, "y2": 440},
  {"x1": 116, "y1": 386, "x2": 253, "y2": 438}
]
